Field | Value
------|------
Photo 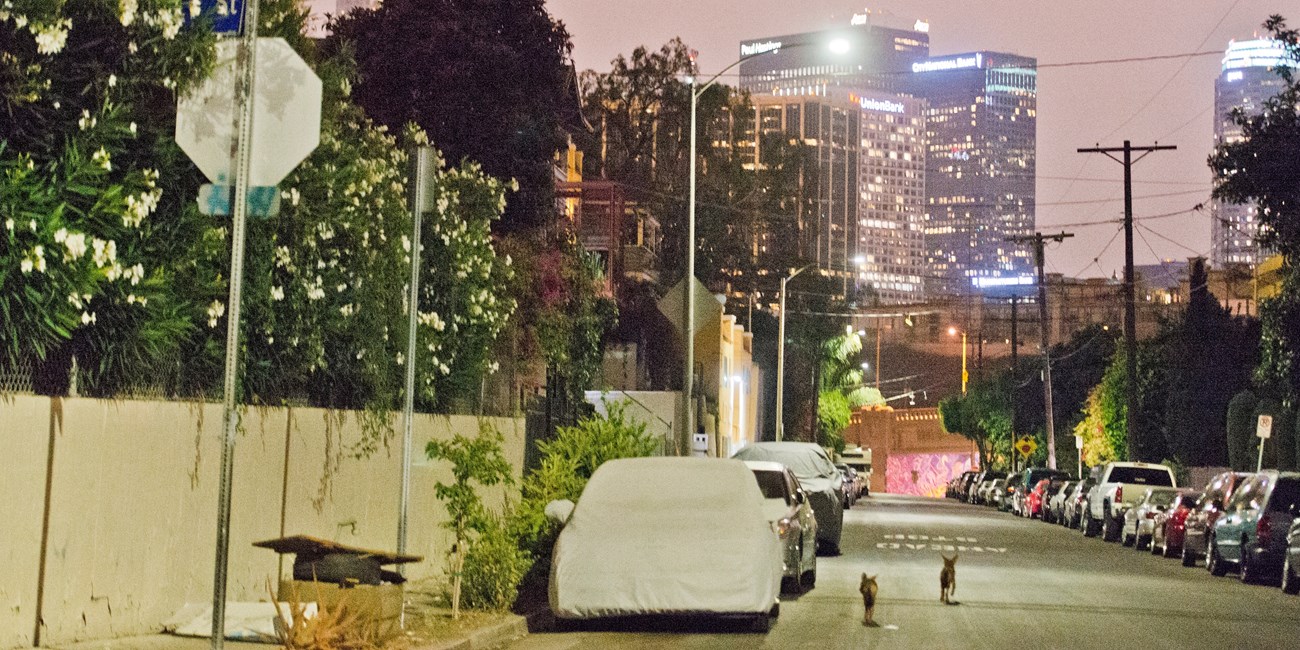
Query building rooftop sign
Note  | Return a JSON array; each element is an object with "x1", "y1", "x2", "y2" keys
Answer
[
  {"x1": 849, "y1": 93, "x2": 906, "y2": 114},
  {"x1": 741, "y1": 40, "x2": 783, "y2": 56},
  {"x1": 912, "y1": 53, "x2": 983, "y2": 73},
  {"x1": 1222, "y1": 39, "x2": 1296, "y2": 71}
]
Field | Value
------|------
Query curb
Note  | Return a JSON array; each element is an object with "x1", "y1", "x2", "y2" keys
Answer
[{"x1": 415, "y1": 611, "x2": 534, "y2": 650}]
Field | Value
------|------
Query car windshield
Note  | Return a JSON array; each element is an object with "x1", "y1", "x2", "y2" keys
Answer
[
  {"x1": 1267, "y1": 478, "x2": 1300, "y2": 513},
  {"x1": 1108, "y1": 467, "x2": 1174, "y2": 486}
]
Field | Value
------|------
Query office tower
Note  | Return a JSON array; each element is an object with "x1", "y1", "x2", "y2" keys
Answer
[
  {"x1": 738, "y1": 19, "x2": 930, "y2": 96},
  {"x1": 849, "y1": 90, "x2": 927, "y2": 304},
  {"x1": 742, "y1": 94, "x2": 861, "y2": 295},
  {"x1": 904, "y1": 52, "x2": 1037, "y2": 296},
  {"x1": 1211, "y1": 38, "x2": 1295, "y2": 267}
]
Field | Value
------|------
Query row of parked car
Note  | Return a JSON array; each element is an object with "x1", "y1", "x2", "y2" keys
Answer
[
  {"x1": 948, "y1": 463, "x2": 1300, "y2": 593},
  {"x1": 547, "y1": 441, "x2": 859, "y2": 632}
]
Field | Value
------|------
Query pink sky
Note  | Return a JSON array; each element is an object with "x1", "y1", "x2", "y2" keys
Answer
[{"x1": 547, "y1": 0, "x2": 1286, "y2": 277}]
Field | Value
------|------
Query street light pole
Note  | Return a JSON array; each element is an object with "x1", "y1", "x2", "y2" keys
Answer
[
  {"x1": 686, "y1": 39, "x2": 848, "y2": 450},
  {"x1": 776, "y1": 265, "x2": 810, "y2": 441},
  {"x1": 960, "y1": 331, "x2": 968, "y2": 394}
]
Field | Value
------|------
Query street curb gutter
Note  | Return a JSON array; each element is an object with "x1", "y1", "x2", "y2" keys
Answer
[{"x1": 416, "y1": 610, "x2": 542, "y2": 650}]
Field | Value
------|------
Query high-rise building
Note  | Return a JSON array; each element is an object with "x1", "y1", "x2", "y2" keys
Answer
[
  {"x1": 848, "y1": 90, "x2": 927, "y2": 304},
  {"x1": 741, "y1": 94, "x2": 861, "y2": 295},
  {"x1": 903, "y1": 52, "x2": 1037, "y2": 296},
  {"x1": 738, "y1": 20, "x2": 930, "y2": 96},
  {"x1": 1211, "y1": 38, "x2": 1295, "y2": 267}
]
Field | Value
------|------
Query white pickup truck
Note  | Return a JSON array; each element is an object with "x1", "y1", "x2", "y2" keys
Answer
[{"x1": 1084, "y1": 461, "x2": 1177, "y2": 542}]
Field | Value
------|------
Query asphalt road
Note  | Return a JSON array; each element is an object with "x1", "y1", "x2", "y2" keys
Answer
[{"x1": 505, "y1": 493, "x2": 1300, "y2": 649}]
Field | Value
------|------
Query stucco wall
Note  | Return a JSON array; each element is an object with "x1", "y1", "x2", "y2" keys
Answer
[{"x1": 0, "y1": 395, "x2": 523, "y2": 648}]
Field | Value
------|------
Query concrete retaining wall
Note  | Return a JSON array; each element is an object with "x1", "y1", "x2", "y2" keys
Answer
[{"x1": 0, "y1": 395, "x2": 524, "y2": 648}]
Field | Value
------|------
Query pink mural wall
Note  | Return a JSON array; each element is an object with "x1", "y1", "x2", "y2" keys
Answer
[{"x1": 886, "y1": 453, "x2": 976, "y2": 497}]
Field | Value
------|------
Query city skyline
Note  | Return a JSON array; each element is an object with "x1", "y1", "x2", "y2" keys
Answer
[{"x1": 548, "y1": 0, "x2": 1289, "y2": 279}]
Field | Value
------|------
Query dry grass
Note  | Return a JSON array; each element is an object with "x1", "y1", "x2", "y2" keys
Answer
[{"x1": 272, "y1": 581, "x2": 408, "y2": 650}]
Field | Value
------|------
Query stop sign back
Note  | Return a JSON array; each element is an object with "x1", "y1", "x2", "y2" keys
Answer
[{"x1": 176, "y1": 37, "x2": 322, "y2": 187}]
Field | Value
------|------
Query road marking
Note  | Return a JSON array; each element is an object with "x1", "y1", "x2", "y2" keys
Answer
[
  {"x1": 881, "y1": 534, "x2": 980, "y2": 542},
  {"x1": 875, "y1": 542, "x2": 1007, "y2": 553}
]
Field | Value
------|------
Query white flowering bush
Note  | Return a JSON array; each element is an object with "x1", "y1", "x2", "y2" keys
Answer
[{"x1": 1, "y1": 1, "x2": 215, "y2": 392}]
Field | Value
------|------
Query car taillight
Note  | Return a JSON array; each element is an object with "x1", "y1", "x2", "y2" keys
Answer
[
  {"x1": 777, "y1": 517, "x2": 794, "y2": 538},
  {"x1": 1146, "y1": 511, "x2": 1157, "y2": 519},
  {"x1": 1115, "y1": 486, "x2": 1123, "y2": 502},
  {"x1": 1257, "y1": 514, "x2": 1272, "y2": 546}
]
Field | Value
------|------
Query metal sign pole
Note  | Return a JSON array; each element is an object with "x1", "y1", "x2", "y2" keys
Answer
[
  {"x1": 398, "y1": 147, "x2": 431, "y2": 603},
  {"x1": 211, "y1": 1, "x2": 260, "y2": 648}
]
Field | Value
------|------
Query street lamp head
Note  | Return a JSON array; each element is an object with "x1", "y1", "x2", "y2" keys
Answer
[
  {"x1": 948, "y1": 326, "x2": 958, "y2": 336},
  {"x1": 828, "y1": 38, "x2": 851, "y2": 55},
  {"x1": 860, "y1": 362, "x2": 870, "y2": 370},
  {"x1": 853, "y1": 254, "x2": 866, "y2": 266}
]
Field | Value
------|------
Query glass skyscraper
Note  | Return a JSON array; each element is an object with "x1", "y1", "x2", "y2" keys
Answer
[
  {"x1": 1211, "y1": 38, "x2": 1295, "y2": 267},
  {"x1": 903, "y1": 52, "x2": 1037, "y2": 296}
]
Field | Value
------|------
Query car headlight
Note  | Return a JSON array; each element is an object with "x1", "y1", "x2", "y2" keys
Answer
[{"x1": 777, "y1": 517, "x2": 794, "y2": 537}]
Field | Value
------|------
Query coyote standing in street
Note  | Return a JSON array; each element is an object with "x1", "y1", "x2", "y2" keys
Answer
[
  {"x1": 939, "y1": 554, "x2": 958, "y2": 604},
  {"x1": 860, "y1": 573, "x2": 878, "y2": 625}
]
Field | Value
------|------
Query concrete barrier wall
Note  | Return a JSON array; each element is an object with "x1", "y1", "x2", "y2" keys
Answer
[{"x1": 0, "y1": 395, "x2": 524, "y2": 648}]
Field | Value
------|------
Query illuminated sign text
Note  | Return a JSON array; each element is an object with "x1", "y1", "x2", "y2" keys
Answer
[{"x1": 912, "y1": 53, "x2": 984, "y2": 73}]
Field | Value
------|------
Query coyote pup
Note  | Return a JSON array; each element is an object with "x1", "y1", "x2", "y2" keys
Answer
[
  {"x1": 939, "y1": 554, "x2": 958, "y2": 604},
  {"x1": 860, "y1": 573, "x2": 878, "y2": 625}
]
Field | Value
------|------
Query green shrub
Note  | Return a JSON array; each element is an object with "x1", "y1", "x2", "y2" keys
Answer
[
  {"x1": 457, "y1": 510, "x2": 533, "y2": 611},
  {"x1": 512, "y1": 401, "x2": 659, "y2": 558}
]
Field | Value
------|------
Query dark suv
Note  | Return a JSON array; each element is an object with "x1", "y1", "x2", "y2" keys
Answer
[
  {"x1": 1183, "y1": 471, "x2": 1253, "y2": 567},
  {"x1": 1208, "y1": 471, "x2": 1300, "y2": 583}
]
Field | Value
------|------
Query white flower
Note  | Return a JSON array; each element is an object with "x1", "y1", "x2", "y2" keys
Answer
[
  {"x1": 270, "y1": 286, "x2": 284, "y2": 301},
  {"x1": 92, "y1": 147, "x2": 112, "y2": 171},
  {"x1": 54, "y1": 228, "x2": 67, "y2": 243},
  {"x1": 20, "y1": 258, "x2": 33, "y2": 274},
  {"x1": 81, "y1": 312, "x2": 97, "y2": 325},
  {"x1": 129, "y1": 122, "x2": 137, "y2": 136},
  {"x1": 119, "y1": 0, "x2": 138, "y2": 27},
  {"x1": 63, "y1": 233, "x2": 87, "y2": 260},
  {"x1": 3, "y1": 218, "x2": 12, "y2": 231},
  {"x1": 107, "y1": 74, "x2": 117, "y2": 88},
  {"x1": 33, "y1": 20, "x2": 71, "y2": 55},
  {"x1": 207, "y1": 300, "x2": 225, "y2": 327}
]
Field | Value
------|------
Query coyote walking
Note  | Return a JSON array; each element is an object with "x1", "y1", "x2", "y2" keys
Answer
[
  {"x1": 939, "y1": 554, "x2": 958, "y2": 604},
  {"x1": 860, "y1": 573, "x2": 878, "y2": 625}
]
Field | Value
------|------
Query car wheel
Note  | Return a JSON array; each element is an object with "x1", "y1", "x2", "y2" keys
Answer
[
  {"x1": 1282, "y1": 556, "x2": 1299, "y2": 595},
  {"x1": 1208, "y1": 538, "x2": 1228, "y2": 577},
  {"x1": 1151, "y1": 536, "x2": 1163, "y2": 555},
  {"x1": 1084, "y1": 515, "x2": 1099, "y2": 537},
  {"x1": 1239, "y1": 546, "x2": 1263, "y2": 585},
  {"x1": 1137, "y1": 534, "x2": 1150, "y2": 551},
  {"x1": 1181, "y1": 545, "x2": 1197, "y2": 567},
  {"x1": 1102, "y1": 510, "x2": 1121, "y2": 543},
  {"x1": 801, "y1": 562, "x2": 817, "y2": 590}
]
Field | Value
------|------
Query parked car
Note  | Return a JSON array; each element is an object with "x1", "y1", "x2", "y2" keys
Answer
[
  {"x1": 1025, "y1": 478, "x2": 1053, "y2": 519},
  {"x1": 1183, "y1": 471, "x2": 1253, "y2": 567},
  {"x1": 988, "y1": 479, "x2": 1010, "y2": 509},
  {"x1": 1086, "y1": 461, "x2": 1177, "y2": 542},
  {"x1": 1003, "y1": 472, "x2": 1023, "y2": 513},
  {"x1": 1121, "y1": 487, "x2": 1182, "y2": 549},
  {"x1": 1046, "y1": 480, "x2": 1077, "y2": 525},
  {"x1": 1208, "y1": 471, "x2": 1300, "y2": 584},
  {"x1": 745, "y1": 460, "x2": 819, "y2": 593},
  {"x1": 973, "y1": 479, "x2": 996, "y2": 505},
  {"x1": 1064, "y1": 478, "x2": 1097, "y2": 530},
  {"x1": 970, "y1": 471, "x2": 1005, "y2": 503},
  {"x1": 548, "y1": 457, "x2": 782, "y2": 630},
  {"x1": 835, "y1": 463, "x2": 861, "y2": 508},
  {"x1": 733, "y1": 442, "x2": 844, "y2": 555},
  {"x1": 1284, "y1": 519, "x2": 1300, "y2": 594},
  {"x1": 1151, "y1": 491, "x2": 1202, "y2": 558}
]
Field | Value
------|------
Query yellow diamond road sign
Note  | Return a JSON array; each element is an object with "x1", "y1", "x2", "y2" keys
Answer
[{"x1": 1015, "y1": 437, "x2": 1037, "y2": 458}]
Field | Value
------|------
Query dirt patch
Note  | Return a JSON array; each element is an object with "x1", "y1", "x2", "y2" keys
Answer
[{"x1": 397, "y1": 578, "x2": 520, "y2": 648}]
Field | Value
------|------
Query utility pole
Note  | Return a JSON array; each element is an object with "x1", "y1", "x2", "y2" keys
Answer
[
  {"x1": 1010, "y1": 295, "x2": 1018, "y2": 370},
  {"x1": 1006, "y1": 232, "x2": 1074, "y2": 470},
  {"x1": 1078, "y1": 141, "x2": 1176, "y2": 461}
]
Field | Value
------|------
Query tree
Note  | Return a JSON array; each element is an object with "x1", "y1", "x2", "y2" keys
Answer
[
  {"x1": 1226, "y1": 390, "x2": 1259, "y2": 471},
  {"x1": 1209, "y1": 15, "x2": 1300, "y2": 399},
  {"x1": 1162, "y1": 258, "x2": 1260, "y2": 467},
  {"x1": 328, "y1": 0, "x2": 574, "y2": 233},
  {"x1": 1, "y1": 1, "x2": 217, "y2": 393}
]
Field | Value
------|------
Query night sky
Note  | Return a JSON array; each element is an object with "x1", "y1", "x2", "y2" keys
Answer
[{"x1": 547, "y1": 0, "x2": 1288, "y2": 278}]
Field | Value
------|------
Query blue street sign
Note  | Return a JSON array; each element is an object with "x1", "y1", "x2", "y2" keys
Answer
[
  {"x1": 185, "y1": 0, "x2": 245, "y2": 35},
  {"x1": 198, "y1": 184, "x2": 281, "y2": 217}
]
